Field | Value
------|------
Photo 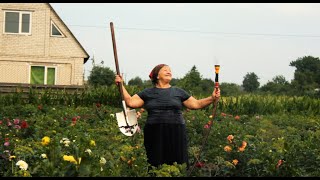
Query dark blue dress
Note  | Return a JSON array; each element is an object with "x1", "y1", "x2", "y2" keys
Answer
[{"x1": 137, "y1": 87, "x2": 191, "y2": 168}]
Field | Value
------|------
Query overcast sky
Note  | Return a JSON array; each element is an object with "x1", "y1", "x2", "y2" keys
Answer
[{"x1": 51, "y1": 3, "x2": 320, "y2": 86}]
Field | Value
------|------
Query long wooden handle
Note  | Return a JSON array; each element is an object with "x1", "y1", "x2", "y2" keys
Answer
[{"x1": 110, "y1": 22, "x2": 125, "y2": 101}]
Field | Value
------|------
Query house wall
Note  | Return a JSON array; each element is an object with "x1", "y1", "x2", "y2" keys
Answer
[{"x1": 0, "y1": 3, "x2": 88, "y2": 85}]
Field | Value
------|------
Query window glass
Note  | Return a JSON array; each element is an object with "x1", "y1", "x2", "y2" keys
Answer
[
  {"x1": 5, "y1": 12, "x2": 19, "y2": 33},
  {"x1": 21, "y1": 13, "x2": 30, "y2": 33},
  {"x1": 51, "y1": 24, "x2": 62, "y2": 36}
]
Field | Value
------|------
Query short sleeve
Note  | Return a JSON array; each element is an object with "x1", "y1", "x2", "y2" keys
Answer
[
  {"x1": 176, "y1": 87, "x2": 191, "y2": 102},
  {"x1": 137, "y1": 88, "x2": 149, "y2": 101}
]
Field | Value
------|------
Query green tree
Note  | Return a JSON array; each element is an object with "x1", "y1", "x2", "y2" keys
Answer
[
  {"x1": 219, "y1": 82, "x2": 243, "y2": 96},
  {"x1": 87, "y1": 65, "x2": 115, "y2": 87},
  {"x1": 128, "y1": 76, "x2": 143, "y2": 87},
  {"x1": 260, "y1": 75, "x2": 291, "y2": 95},
  {"x1": 170, "y1": 78, "x2": 180, "y2": 87},
  {"x1": 177, "y1": 65, "x2": 202, "y2": 95},
  {"x1": 200, "y1": 78, "x2": 214, "y2": 95},
  {"x1": 242, "y1": 72, "x2": 260, "y2": 92},
  {"x1": 290, "y1": 56, "x2": 320, "y2": 94}
]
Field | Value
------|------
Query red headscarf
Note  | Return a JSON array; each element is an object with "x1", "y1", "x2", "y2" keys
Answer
[
  {"x1": 149, "y1": 64, "x2": 167, "y2": 79},
  {"x1": 149, "y1": 64, "x2": 167, "y2": 85}
]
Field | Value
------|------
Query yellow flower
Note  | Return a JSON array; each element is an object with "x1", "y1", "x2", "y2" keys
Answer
[
  {"x1": 41, "y1": 136, "x2": 50, "y2": 146},
  {"x1": 90, "y1": 140, "x2": 96, "y2": 146},
  {"x1": 120, "y1": 156, "x2": 127, "y2": 161},
  {"x1": 63, "y1": 155, "x2": 78, "y2": 164},
  {"x1": 9, "y1": 156, "x2": 16, "y2": 161},
  {"x1": 232, "y1": 159, "x2": 239, "y2": 166},
  {"x1": 224, "y1": 145, "x2": 232, "y2": 152}
]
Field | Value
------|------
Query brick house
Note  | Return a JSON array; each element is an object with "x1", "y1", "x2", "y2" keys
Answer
[{"x1": 0, "y1": 3, "x2": 89, "y2": 86}]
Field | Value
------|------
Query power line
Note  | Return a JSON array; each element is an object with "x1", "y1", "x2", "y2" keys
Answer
[{"x1": 69, "y1": 24, "x2": 320, "y2": 38}]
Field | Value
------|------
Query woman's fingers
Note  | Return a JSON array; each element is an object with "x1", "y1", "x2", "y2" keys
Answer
[{"x1": 115, "y1": 75, "x2": 122, "y2": 84}]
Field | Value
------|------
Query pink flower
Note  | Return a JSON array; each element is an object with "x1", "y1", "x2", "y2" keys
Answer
[
  {"x1": 136, "y1": 125, "x2": 141, "y2": 133},
  {"x1": 13, "y1": 119, "x2": 20, "y2": 125},
  {"x1": 204, "y1": 124, "x2": 209, "y2": 129},
  {"x1": 4, "y1": 141, "x2": 10, "y2": 146}
]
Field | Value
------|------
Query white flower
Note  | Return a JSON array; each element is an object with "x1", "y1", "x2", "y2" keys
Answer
[
  {"x1": 60, "y1": 138, "x2": 71, "y2": 147},
  {"x1": 41, "y1": 154, "x2": 47, "y2": 159},
  {"x1": 85, "y1": 149, "x2": 92, "y2": 155},
  {"x1": 100, "y1": 157, "x2": 106, "y2": 165},
  {"x1": 16, "y1": 160, "x2": 28, "y2": 170}
]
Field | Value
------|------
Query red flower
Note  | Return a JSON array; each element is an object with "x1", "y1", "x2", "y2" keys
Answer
[
  {"x1": 195, "y1": 162, "x2": 205, "y2": 168},
  {"x1": 96, "y1": 103, "x2": 101, "y2": 108},
  {"x1": 72, "y1": 117, "x2": 77, "y2": 122},
  {"x1": 276, "y1": 159, "x2": 284, "y2": 169},
  {"x1": 21, "y1": 120, "x2": 29, "y2": 129}
]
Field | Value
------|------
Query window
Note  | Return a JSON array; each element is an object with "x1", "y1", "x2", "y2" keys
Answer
[
  {"x1": 30, "y1": 66, "x2": 56, "y2": 85},
  {"x1": 4, "y1": 11, "x2": 31, "y2": 34},
  {"x1": 51, "y1": 21, "x2": 64, "y2": 37}
]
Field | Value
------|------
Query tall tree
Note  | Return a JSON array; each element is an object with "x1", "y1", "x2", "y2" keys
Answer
[
  {"x1": 242, "y1": 72, "x2": 260, "y2": 92},
  {"x1": 260, "y1": 75, "x2": 290, "y2": 95},
  {"x1": 128, "y1": 76, "x2": 143, "y2": 87},
  {"x1": 177, "y1": 65, "x2": 202, "y2": 95},
  {"x1": 290, "y1": 56, "x2": 320, "y2": 93},
  {"x1": 87, "y1": 65, "x2": 115, "y2": 87},
  {"x1": 219, "y1": 82, "x2": 243, "y2": 96}
]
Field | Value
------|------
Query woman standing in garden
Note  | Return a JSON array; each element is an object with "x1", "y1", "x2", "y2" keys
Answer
[{"x1": 115, "y1": 64, "x2": 220, "y2": 170}]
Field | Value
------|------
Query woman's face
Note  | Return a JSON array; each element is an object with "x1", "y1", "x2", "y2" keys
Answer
[{"x1": 157, "y1": 65, "x2": 172, "y2": 83}]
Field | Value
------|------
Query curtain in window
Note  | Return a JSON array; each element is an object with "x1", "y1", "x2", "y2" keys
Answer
[
  {"x1": 31, "y1": 66, "x2": 45, "y2": 84},
  {"x1": 47, "y1": 68, "x2": 55, "y2": 85}
]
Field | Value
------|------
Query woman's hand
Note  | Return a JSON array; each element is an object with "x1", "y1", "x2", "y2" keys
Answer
[
  {"x1": 212, "y1": 87, "x2": 221, "y2": 100},
  {"x1": 115, "y1": 75, "x2": 123, "y2": 85}
]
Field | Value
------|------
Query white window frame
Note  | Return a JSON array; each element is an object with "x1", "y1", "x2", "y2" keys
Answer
[
  {"x1": 50, "y1": 20, "x2": 64, "y2": 37},
  {"x1": 3, "y1": 10, "x2": 32, "y2": 35},
  {"x1": 29, "y1": 65, "x2": 57, "y2": 85}
]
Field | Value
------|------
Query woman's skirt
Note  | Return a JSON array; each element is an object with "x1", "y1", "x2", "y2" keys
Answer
[{"x1": 143, "y1": 123, "x2": 188, "y2": 168}]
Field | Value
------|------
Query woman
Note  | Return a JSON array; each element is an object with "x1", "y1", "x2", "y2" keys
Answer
[{"x1": 115, "y1": 64, "x2": 220, "y2": 169}]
